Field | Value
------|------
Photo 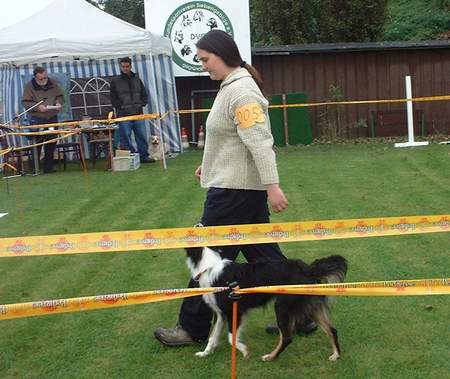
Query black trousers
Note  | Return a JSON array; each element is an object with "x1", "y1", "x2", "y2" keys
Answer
[
  {"x1": 29, "y1": 116, "x2": 58, "y2": 173},
  {"x1": 178, "y1": 188, "x2": 287, "y2": 341}
]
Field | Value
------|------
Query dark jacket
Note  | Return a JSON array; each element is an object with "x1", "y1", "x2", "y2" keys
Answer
[
  {"x1": 22, "y1": 78, "x2": 64, "y2": 120},
  {"x1": 110, "y1": 71, "x2": 148, "y2": 117}
]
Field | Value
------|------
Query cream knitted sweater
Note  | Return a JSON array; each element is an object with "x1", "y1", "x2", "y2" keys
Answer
[{"x1": 200, "y1": 68, "x2": 279, "y2": 190}]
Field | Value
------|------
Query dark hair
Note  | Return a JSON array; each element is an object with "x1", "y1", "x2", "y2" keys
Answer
[
  {"x1": 196, "y1": 30, "x2": 265, "y2": 94},
  {"x1": 119, "y1": 57, "x2": 132, "y2": 65},
  {"x1": 33, "y1": 66, "x2": 46, "y2": 77}
]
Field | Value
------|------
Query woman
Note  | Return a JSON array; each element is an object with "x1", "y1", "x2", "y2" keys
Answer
[{"x1": 154, "y1": 30, "x2": 314, "y2": 346}]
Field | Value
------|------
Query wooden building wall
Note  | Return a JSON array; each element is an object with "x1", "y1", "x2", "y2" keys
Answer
[
  {"x1": 175, "y1": 44, "x2": 450, "y2": 140},
  {"x1": 253, "y1": 47, "x2": 450, "y2": 137}
]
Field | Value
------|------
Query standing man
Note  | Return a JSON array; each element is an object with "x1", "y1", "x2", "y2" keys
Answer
[
  {"x1": 110, "y1": 57, "x2": 154, "y2": 163},
  {"x1": 22, "y1": 66, "x2": 64, "y2": 174}
]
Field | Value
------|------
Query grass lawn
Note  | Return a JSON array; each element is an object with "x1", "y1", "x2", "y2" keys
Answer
[{"x1": 0, "y1": 143, "x2": 449, "y2": 379}]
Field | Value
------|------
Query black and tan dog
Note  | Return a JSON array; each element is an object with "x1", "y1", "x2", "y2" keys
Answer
[{"x1": 186, "y1": 247, "x2": 347, "y2": 361}]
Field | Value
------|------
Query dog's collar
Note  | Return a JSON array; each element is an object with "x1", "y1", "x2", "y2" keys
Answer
[{"x1": 193, "y1": 268, "x2": 210, "y2": 282}]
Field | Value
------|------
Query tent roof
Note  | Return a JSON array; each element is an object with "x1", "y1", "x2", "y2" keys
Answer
[
  {"x1": 0, "y1": 0, "x2": 54, "y2": 30},
  {"x1": 0, "y1": 0, "x2": 171, "y2": 64}
]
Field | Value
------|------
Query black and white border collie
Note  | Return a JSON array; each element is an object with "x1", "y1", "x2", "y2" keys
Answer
[{"x1": 186, "y1": 246, "x2": 347, "y2": 361}]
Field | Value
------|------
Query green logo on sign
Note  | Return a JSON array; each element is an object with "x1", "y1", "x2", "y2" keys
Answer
[{"x1": 164, "y1": 1, "x2": 234, "y2": 73}]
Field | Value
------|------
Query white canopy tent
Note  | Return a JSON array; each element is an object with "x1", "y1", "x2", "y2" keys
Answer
[
  {"x1": 0, "y1": 0, "x2": 181, "y2": 155},
  {"x1": 0, "y1": 0, "x2": 171, "y2": 63},
  {"x1": 0, "y1": 0, "x2": 54, "y2": 30}
]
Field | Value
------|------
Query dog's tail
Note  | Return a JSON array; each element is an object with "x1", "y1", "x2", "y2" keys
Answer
[{"x1": 307, "y1": 255, "x2": 347, "y2": 283}]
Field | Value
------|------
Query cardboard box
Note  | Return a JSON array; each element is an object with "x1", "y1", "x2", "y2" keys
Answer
[
  {"x1": 112, "y1": 153, "x2": 140, "y2": 171},
  {"x1": 115, "y1": 149, "x2": 131, "y2": 157}
]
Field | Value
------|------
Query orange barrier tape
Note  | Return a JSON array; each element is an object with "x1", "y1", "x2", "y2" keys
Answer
[
  {"x1": 0, "y1": 148, "x2": 12, "y2": 157},
  {"x1": 11, "y1": 131, "x2": 80, "y2": 152},
  {"x1": 174, "y1": 94, "x2": 450, "y2": 115},
  {"x1": 0, "y1": 287, "x2": 227, "y2": 321},
  {"x1": 0, "y1": 215, "x2": 448, "y2": 258},
  {"x1": 159, "y1": 111, "x2": 170, "y2": 120},
  {"x1": 114, "y1": 114, "x2": 160, "y2": 123},
  {"x1": 1, "y1": 278, "x2": 448, "y2": 321},
  {"x1": 237, "y1": 278, "x2": 450, "y2": 297},
  {"x1": 13, "y1": 113, "x2": 160, "y2": 130},
  {"x1": 7, "y1": 130, "x2": 77, "y2": 136},
  {"x1": 4, "y1": 94, "x2": 449, "y2": 131},
  {"x1": 9, "y1": 120, "x2": 86, "y2": 130},
  {"x1": 267, "y1": 94, "x2": 450, "y2": 110},
  {"x1": 0, "y1": 163, "x2": 18, "y2": 172},
  {"x1": 177, "y1": 108, "x2": 212, "y2": 115}
]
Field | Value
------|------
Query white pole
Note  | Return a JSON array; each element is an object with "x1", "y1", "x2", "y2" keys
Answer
[
  {"x1": 395, "y1": 76, "x2": 428, "y2": 148},
  {"x1": 406, "y1": 76, "x2": 414, "y2": 144},
  {"x1": 190, "y1": 95, "x2": 196, "y2": 144}
]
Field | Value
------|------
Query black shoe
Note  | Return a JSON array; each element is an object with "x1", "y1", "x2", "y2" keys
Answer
[
  {"x1": 265, "y1": 320, "x2": 318, "y2": 335},
  {"x1": 141, "y1": 157, "x2": 156, "y2": 163},
  {"x1": 154, "y1": 325, "x2": 198, "y2": 346}
]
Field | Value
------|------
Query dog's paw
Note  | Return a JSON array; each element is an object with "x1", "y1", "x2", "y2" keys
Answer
[
  {"x1": 261, "y1": 354, "x2": 274, "y2": 362},
  {"x1": 195, "y1": 351, "x2": 210, "y2": 358},
  {"x1": 242, "y1": 350, "x2": 250, "y2": 360},
  {"x1": 328, "y1": 352, "x2": 340, "y2": 361}
]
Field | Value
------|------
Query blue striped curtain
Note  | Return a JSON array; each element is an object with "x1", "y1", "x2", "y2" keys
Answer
[{"x1": 0, "y1": 54, "x2": 181, "y2": 156}]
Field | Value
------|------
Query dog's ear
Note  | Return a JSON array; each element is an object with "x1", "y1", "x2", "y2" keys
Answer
[
  {"x1": 185, "y1": 247, "x2": 203, "y2": 255},
  {"x1": 185, "y1": 247, "x2": 204, "y2": 265},
  {"x1": 204, "y1": 246, "x2": 221, "y2": 254}
]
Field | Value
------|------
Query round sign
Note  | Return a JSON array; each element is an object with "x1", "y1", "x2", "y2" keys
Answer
[{"x1": 164, "y1": 1, "x2": 234, "y2": 73}]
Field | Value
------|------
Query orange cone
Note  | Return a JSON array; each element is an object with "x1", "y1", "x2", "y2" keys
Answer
[
  {"x1": 197, "y1": 126, "x2": 205, "y2": 149},
  {"x1": 181, "y1": 128, "x2": 189, "y2": 149}
]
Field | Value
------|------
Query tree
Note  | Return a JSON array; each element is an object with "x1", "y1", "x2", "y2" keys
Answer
[
  {"x1": 383, "y1": 0, "x2": 450, "y2": 41},
  {"x1": 250, "y1": 0, "x2": 315, "y2": 45},
  {"x1": 94, "y1": 0, "x2": 388, "y2": 45},
  {"x1": 95, "y1": 0, "x2": 145, "y2": 28},
  {"x1": 250, "y1": 0, "x2": 388, "y2": 46},
  {"x1": 85, "y1": 0, "x2": 100, "y2": 7}
]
